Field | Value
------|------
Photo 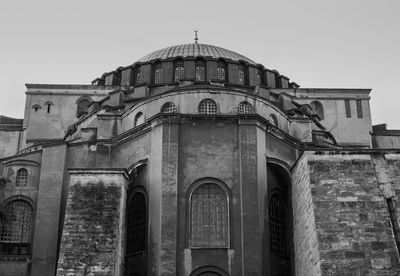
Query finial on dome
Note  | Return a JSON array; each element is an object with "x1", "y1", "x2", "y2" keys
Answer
[{"x1": 194, "y1": 29, "x2": 199, "y2": 44}]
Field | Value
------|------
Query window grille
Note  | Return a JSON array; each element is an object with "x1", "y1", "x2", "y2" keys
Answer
[
  {"x1": 356, "y1": 100, "x2": 363, "y2": 118},
  {"x1": 136, "y1": 72, "x2": 142, "y2": 84},
  {"x1": 154, "y1": 68, "x2": 163, "y2": 84},
  {"x1": 134, "y1": 112, "x2": 144, "y2": 126},
  {"x1": 161, "y1": 102, "x2": 178, "y2": 114},
  {"x1": 199, "y1": 99, "x2": 217, "y2": 115},
  {"x1": 126, "y1": 192, "x2": 147, "y2": 254},
  {"x1": 269, "y1": 193, "x2": 286, "y2": 255},
  {"x1": 16, "y1": 169, "x2": 28, "y2": 187},
  {"x1": 0, "y1": 200, "x2": 33, "y2": 255},
  {"x1": 238, "y1": 102, "x2": 253, "y2": 115},
  {"x1": 345, "y1": 100, "x2": 351, "y2": 118},
  {"x1": 175, "y1": 67, "x2": 184, "y2": 82},
  {"x1": 238, "y1": 70, "x2": 245, "y2": 84},
  {"x1": 190, "y1": 183, "x2": 228, "y2": 247},
  {"x1": 195, "y1": 66, "x2": 205, "y2": 81},
  {"x1": 217, "y1": 67, "x2": 225, "y2": 81}
]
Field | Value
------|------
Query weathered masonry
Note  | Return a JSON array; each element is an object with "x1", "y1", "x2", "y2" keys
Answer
[{"x1": 1, "y1": 41, "x2": 400, "y2": 275}]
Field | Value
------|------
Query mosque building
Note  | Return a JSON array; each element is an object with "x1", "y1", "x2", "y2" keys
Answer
[{"x1": 1, "y1": 37, "x2": 400, "y2": 275}]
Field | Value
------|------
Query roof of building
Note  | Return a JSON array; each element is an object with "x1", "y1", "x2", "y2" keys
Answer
[{"x1": 136, "y1": 43, "x2": 257, "y2": 65}]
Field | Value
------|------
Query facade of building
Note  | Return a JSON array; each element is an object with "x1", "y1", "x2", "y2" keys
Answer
[{"x1": 1, "y1": 42, "x2": 400, "y2": 276}]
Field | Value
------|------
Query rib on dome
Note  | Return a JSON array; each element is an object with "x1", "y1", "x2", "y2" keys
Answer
[{"x1": 137, "y1": 43, "x2": 256, "y2": 65}]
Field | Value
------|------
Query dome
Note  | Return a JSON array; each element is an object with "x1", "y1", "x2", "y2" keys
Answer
[{"x1": 137, "y1": 43, "x2": 257, "y2": 65}]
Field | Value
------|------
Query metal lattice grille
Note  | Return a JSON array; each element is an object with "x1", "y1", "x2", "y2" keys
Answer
[
  {"x1": 238, "y1": 70, "x2": 245, "y2": 84},
  {"x1": 217, "y1": 67, "x2": 225, "y2": 80},
  {"x1": 269, "y1": 193, "x2": 286, "y2": 255},
  {"x1": 190, "y1": 183, "x2": 228, "y2": 247},
  {"x1": 0, "y1": 200, "x2": 33, "y2": 255},
  {"x1": 199, "y1": 99, "x2": 217, "y2": 115},
  {"x1": 16, "y1": 169, "x2": 28, "y2": 187},
  {"x1": 154, "y1": 68, "x2": 163, "y2": 84},
  {"x1": 195, "y1": 66, "x2": 205, "y2": 81},
  {"x1": 162, "y1": 102, "x2": 178, "y2": 114},
  {"x1": 127, "y1": 192, "x2": 147, "y2": 254},
  {"x1": 238, "y1": 102, "x2": 253, "y2": 115},
  {"x1": 175, "y1": 67, "x2": 184, "y2": 81}
]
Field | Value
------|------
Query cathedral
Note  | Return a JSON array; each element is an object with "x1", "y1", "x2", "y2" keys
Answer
[{"x1": 1, "y1": 40, "x2": 400, "y2": 276}]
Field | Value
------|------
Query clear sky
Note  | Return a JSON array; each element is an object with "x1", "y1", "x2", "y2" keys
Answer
[{"x1": 1, "y1": 0, "x2": 399, "y2": 128}]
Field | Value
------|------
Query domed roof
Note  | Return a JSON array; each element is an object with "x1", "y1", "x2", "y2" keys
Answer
[{"x1": 137, "y1": 43, "x2": 257, "y2": 65}]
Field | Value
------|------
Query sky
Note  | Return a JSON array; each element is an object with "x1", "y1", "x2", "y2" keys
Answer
[{"x1": 1, "y1": 0, "x2": 399, "y2": 128}]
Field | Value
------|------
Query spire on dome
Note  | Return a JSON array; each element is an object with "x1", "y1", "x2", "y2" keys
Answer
[{"x1": 194, "y1": 29, "x2": 198, "y2": 44}]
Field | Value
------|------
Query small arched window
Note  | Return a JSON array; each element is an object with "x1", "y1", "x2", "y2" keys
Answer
[
  {"x1": 310, "y1": 101, "x2": 324, "y2": 120},
  {"x1": 175, "y1": 67, "x2": 185, "y2": 82},
  {"x1": 0, "y1": 200, "x2": 33, "y2": 255},
  {"x1": 161, "y1": 102, "x2": 178, "y2": 114},
  {"x1": 217, "y1": 67, "x2": 225, "y2": 81},
  {"x1": 16, "y1": 168, "x2": 28, "y2": 187},
  {"x1": 31, "y1": 104, "x2": 41, "y2": 112},
  {"x1": 198, "y1": 99, "x2": 217, "y2": 115},
  {"x1": 126, "y1": 192, "x2": 147, "y2": 254},
  {"x1": 269, "y1": 114, "x2": 278, "y2": 127},
  {"x1": 190, "y1": 183, "x2": 228, "y2": 247},
  {"x1": 238, "y1": 102, "x2": 253, "y2": 115},
  {"x1": 134, "y1": 112, "x2": 144, "y2": 126},
  {"x1": 44, "y1": 101, "x2": 54, "y2": 114},
  {"x1": 269, "y1": 192, "x2": 286, "y2": 256}
]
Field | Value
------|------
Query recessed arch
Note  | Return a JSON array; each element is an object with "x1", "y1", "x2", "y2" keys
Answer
[
  {"x1": 238, "y1": 101, "x2": 254, "y2": 114},
  {"x1": 161, "y1": 102, "x2": 178, "y2": 114},
  {"x1": 76, "y1": 96, "x2": 93, "y2": 117},
  {"x1": 310, "y1": 100, "x2": 324, "y2": 120},
  {"x1": 134, "y1": 112, "x2": 144, "y2": 126},
  {"x1": 269, "y1": 114, "x2": 278, "y2": 127},
  {"x1": 190, "y1": 266, "x2": 229, "y2": 276}
]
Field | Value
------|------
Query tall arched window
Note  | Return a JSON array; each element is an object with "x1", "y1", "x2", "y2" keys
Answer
[
  {"x1": 217, "y1": 67, "x2": 225, "y2": 81},
  {"x1": 16, "y1": 168, "x2": 28, "y2": 187},
  {"x1": 175, "y1": 67, "x2": 184, "y2": 82},
  {"x1": 134, "y1": 112, "x2": 144, "y2": 126},
  {"x1": 136, "y1": 72, "x2": 142, "y2": 85},
  {"x1": 0, "y1": 200, "x2": 33, "y2": 255},
  {"x1": 310, "y1": 101, "x2": 324, "y2": 120},
  {"x1": 198, "y1": 99, "x2": 217, "y2": 115},
  {"x1": 45, "y1": 101, "x2": 54, "y2": 114},
  {"x1": 238, "y1": 70, "x2": 245, "y2": 84},
  {"x1": 154, "y1": 62, "x2": 163, "y2": 84},
  {"x1": 195, "y1": 60, "x2": 206, "y2": 82},
  {"x1": 126, "y1": 192, "x2": 147, "y2": 254},
  {"x1": 269, "y1": 192, "x2": 286, "y2": 256},
  {"x1": 190, "y1": 183, "x2": 228, "y2": 247},
  {"x1": 238, "y1": 102, "x2": 253, "y2": 115},
  {"x1": 161, "y1": 102, "x2": 178, "y2": 114}
]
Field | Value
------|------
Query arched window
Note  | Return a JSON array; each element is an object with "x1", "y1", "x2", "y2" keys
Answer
[
  {"x1": 134, "y1": 112, "x2": 144, "y2": 126},
  {"x1": 269, "y1": 114, "x2": 278, "y2": 127},
  {"x1": 269, "y1": 192, "x2": 286, "y2": 256},
  {"x1": 76, "y1": 97, "x2": 92, "y2": 118},
  {"x1": 195, "y1": 66, "x2": 205, "y2": 81},
  {"x1": 45, "y1": 101, "x2": 54, "y2": 114},
  {"x1": 198, "y1": 99, "x2": 217, "y2": 115},
  {"x1": 31, "y1": 104, "x2": 41, "y2": 112},
  {"x1": 126, "y1": 192, "x2": 147, "y2": 254},
  {"x1": 217, "y1": 67, "x2": 225, "y2": 81},
  {"x1": 154, "y1": 62, "x2": 163, "y2": 84},
  {"x1": 310, "y1": 101, "x2": 324, "y2": 120},
  {"x1": 238, "y1": 70, "x2": 245, "y2": 84},
  {"x1": 257, "y1": 72, "x2": 261, "y2": 85},
  {"x1": 175, "y1": 67, "x2": 185, "y2": 82},
  {"x1": 16, "y1": 169, "x2": 28, "y2": 187},
  {"x1": 190, "y1": 183, "x2": 228, "y2": 247},
  {"x1": 0, "y1": 200, "x2": 33, "y2": 255},
  {"x1": 238, "y1": 102, "x2": 253, "y2": 115},
  {"x1": 136, "y1": 72, "x2": 142, "y2": 85},
  {"x1": 161, "y1": 102, "x2": 178, "y2": 114}
]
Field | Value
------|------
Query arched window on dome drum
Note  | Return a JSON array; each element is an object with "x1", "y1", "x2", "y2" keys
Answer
[
  {"x1": 175, "y1": 67, "x2": 184, "y2": 82},
  {"x1": 126, "y1": 192, "x2": 147, "y2": 254},
  {"x1": 198, "y1": 99, "x2": 217, "y2": 115},
  {"x1": 238, "y1": 70, "x2": 245, "y2": 84},
  {"x1": 136, "y1": 72, "x2": 142, "y2": 85},
  {"x1": 269, "y1": 114, "x2": 278, "y2": 127},
  {"x1": 310, "y1": 101, "x2": 324, "y2": 120},
  {"x1": 238, "y1": 102, "x2": 253, "y2": 115},
  {"x1": 154, "y1": 68, "x2": 163, "y2": 84},
  {"x1": 16, "y1": 168, "x2": 28, "y2": 187},
  {"x1": 190, "y1": 183, "x2": 228, "y2": 247},
  {"x1": 0, "y1": 200, "x2": 33, "y2": 255},
  {"x1": 269, "y1": 192, "x2": 286, "y2": 256},
  {"x1": 134, "y1": 112, "x2": 144, "y2": 127},
  {"x1": 161, "y1": 102, "x2": 178, "y2": 114},
  {"x1": 217, "y1": 67, "x2": 225, "y2": 81},
  {"x1": 195, "y1": 66, "x2": 206, "y2": 81}
]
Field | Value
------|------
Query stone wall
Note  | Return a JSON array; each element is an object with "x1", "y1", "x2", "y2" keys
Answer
[
  {"x1": 57, "y1": 170, "x2": 127, "y2": 276},
  {"x1": 299, "y1": 152, "x2": 400, "y2": 276}
]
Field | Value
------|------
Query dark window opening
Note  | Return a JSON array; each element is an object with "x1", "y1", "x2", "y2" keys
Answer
[
  {"x1": 356, "y1": 100, "x2": 363, "y2": 118},
  {"x1": 269, "y1": 193, "x2": 286, "y2": 256},
  {"x1": 126, "y1": 192, "x2": 147, "y2": 254},
  {"x1": 345, "y1": 100, "x2": 351, "y2": 118}
]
